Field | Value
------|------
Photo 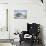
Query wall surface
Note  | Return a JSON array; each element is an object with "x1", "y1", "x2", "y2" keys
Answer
[
  {"x1": 0, "y1": 0, "x2": 8, "y2": 3},
  {"x1": 0, "y1": 0, "x2": 46, "y2": 46},
  {"x1": 9, "y1": 0, "x2": 43, "y2": 36},
  {"x1": 9, "y1": 0, "x2": 46, "y2": 46}
]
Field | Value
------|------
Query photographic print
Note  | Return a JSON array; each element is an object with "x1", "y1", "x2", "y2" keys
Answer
[{"x1": 14, "y1": 10, "x2": 27, "y2": 19}]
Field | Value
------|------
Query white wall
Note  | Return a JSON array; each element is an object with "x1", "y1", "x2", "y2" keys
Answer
[
  {"x1": 0, "y1": 0, "x2": 46, "y2": 46},
  {"x1": 0, "y1": 0, "x2": 8, "y2": 3},
  {"x1": 8, "y1": 0, "x2": 46, "y2": 46}
]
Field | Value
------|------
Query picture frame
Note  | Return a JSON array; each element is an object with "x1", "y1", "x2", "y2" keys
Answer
[{"x1": 14, "y1": 10, "x2": 27, "y2": 19}]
